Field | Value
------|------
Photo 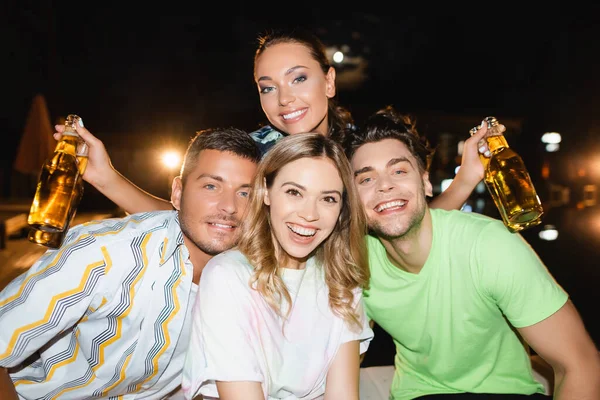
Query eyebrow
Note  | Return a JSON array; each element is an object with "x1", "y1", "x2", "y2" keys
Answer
[
  {"x1": 353, "y1": 156, "x2": 413, "y2": 177},
  {"x1": 198, "y1": 174, "x2": 252, "y2": 189},
  {"x1": 281, "y1": 181, "x2": 342, "y2": 197},
  {"x1": 257, "y1": 65, "x2": 308, "y2": 82},
  {"x1": 198, "y1": 174, "x2": 223, "y2": 182}
]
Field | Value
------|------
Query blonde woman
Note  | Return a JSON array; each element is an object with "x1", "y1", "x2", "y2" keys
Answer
[{"x1": 182, "y1": 133, "x2": 373, "y2": 400}]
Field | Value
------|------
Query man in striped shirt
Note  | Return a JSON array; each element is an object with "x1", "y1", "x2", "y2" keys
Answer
[{"x1": 0, "y1": 127, "x2": 260, "y2": 399}]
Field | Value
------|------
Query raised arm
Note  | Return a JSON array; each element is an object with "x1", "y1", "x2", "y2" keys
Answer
[
  {"x1": 518, "y1": 300, "x2": 600, "y2": 399},
  {"x1": 54, "y1": 123, "x2": 173, "y2": 214},
  {"x1": 429, "y1": 121, "x2": 489, "y2": 211}
]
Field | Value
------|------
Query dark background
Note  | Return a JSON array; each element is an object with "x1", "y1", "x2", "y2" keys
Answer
[{"x1": 3, "y1": 3, "x2": 600, "y2": 365}]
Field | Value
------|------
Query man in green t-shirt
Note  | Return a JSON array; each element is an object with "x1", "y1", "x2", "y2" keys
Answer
[{"x1": 343, "y1": 106, "x2": 600, "y2": 399}]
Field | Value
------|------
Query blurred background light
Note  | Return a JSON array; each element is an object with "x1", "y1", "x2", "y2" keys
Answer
[
  {"x1": 333, "y1": 51, "x2": 344, "y2": 63},
  {"x1": 161, "y1": 150, "x2": 181, "y2": 170},
  {"x1": 545, "y1": 143, "x2": 560, "y2": 152},
  {"x1": 539, "y1": 225, "x2": 559, "y2": 241},
  {"x1": 541, "y1": 132, "x2": 562, "y2": 144},
  {"x1": 441, "y1": 178, "x2": 453, "y2": 192}
]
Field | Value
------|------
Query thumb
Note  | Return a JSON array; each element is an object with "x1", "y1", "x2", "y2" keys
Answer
[
  {"x1": 469, "y1": 120, "x2": 488, "y2": 144},
  {"x1": 73, "y1": 119, "x2": 99, "y2": 145}
]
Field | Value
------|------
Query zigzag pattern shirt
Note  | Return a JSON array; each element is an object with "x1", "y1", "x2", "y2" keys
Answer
[{"x1": 0, "y1": 210, "x2": 196, "y2": 399}]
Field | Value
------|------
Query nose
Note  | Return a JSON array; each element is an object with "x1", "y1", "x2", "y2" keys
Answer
[
  {"x1": 218, "y1": 191, "x2": 237, "y2": 215},
  {"x1": 278, "y1": 86, "x2": 295, "y2": 107},
  {"x1": 298, "y1": 199, "x2": 319, "y2": 222},
  {"x1": 377, "y1": 175, "x2": 394, "y2": 193}
]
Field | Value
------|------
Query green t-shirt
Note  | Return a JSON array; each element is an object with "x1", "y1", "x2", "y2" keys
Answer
[{"x1": 364, "y1": 208, "x2": 568, "y2": 400}]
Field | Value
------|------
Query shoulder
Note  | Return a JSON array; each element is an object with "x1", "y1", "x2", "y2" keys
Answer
[
  {"x1": 431, "y1": 208, "x2": 507, "y2": 240},
  {"x1": 63, "y1": 210, "x2": 180, "y2": 250},
  {"x1": 202, "y1": 249, "x2": 253, "y2": 283}
]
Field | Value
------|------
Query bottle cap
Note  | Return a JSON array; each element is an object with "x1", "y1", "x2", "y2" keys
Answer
[
  {"x1": 63, "y1": 114, "x2": 82, "y2": 136},
  {"x1": 484, "y1": 116, "x2": 500, "y2": 128}
]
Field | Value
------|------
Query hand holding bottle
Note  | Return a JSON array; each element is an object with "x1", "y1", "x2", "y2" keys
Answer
[
  {"x1": 54, "y1": 120, "x2": 115, "y2": 191},
  {"x1": 454, "y1": 121, "x2": 492, "y2": 189},
  {"x1": 472, "y1": 117, "x2": 543, "y2": 232}
]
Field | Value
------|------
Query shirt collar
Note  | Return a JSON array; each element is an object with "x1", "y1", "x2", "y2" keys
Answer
[{"x1": 159, "y1": 211, "x2": 187, "y2": 266}]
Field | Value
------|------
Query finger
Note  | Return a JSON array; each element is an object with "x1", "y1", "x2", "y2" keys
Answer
[
  {"x1": 73, "y1": 119, "x2": 99, "y2": 145},
  {"x1": 53, "y1": 132, "x2": 62, "y2": 141},
  {"x1": 469, "y1": 120, "x2": 488, "y2": 143},
  {"x1": 55, "y1": 124, "x2": 65, "y2": 132}
]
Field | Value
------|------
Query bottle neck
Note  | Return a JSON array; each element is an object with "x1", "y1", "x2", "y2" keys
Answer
[
  {"x1": 55, "y1": 134, "x2": 79, "y2": 155},
  {"x1": 486, "y1": 133, "x2": 509, "y2": 154}
]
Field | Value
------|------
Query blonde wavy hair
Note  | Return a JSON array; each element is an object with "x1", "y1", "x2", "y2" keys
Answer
[{"x1": 237, "y1": 133, "x2": 369, "y2": 330}]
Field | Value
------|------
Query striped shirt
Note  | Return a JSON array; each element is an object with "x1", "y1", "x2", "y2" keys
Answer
[{"x1": 0, "y1": 210, "x2": 196, "y2": 399}]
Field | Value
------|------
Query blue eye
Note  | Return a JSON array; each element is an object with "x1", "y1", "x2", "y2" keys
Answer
[
  {"x1": 239, "y1": 191, "x2": 250, "y2": 198},
  {"x1": 293, "y1": 75, "x2": 307, "y2": 84},
  {"x1": 259, "y1": 86, "x2": 274, "y2": 94},
  {"x1": 204, "y1": 184, "x2": 216, "y2": 190},
  {"x1": 359, "y1": 177, "x2": 372, "y2": 185}
]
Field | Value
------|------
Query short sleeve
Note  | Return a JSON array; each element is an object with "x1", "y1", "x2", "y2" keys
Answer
[
  {"x1": 340, "y1": 289, "x2": 374, "y2": 354},
  {"x1": 182, "y1": 257, "x2": 264, "y2": 399},
  {"x1": 477, "y1": 221, "x2": 568, "y2": 328}
]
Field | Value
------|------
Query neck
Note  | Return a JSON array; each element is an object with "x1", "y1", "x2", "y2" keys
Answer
[
  {"x1": 182, "y1": 236, "x2": 213, "y2": 284},
  {"x1": 312, "y1": 113, "x2": 329, "y2": 136},
  {"x1": 276, "y1": 245, "x2": 308, "y2": 270},
  {"x1": 378, "y1": 208, "x2": 433, "y2": 274}
]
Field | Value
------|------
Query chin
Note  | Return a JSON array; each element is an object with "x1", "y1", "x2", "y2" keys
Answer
[{"x1": 282, "y1": 246, "x2": 316, "y2": 260}]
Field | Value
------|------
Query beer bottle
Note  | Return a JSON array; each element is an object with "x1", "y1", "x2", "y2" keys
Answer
[
  {"x1": 28, "y1": 114, "x2": 88, "y2": 232},
  {"x1": 472, "y1": 116, "x2": 543, "y2": 232},
  {"x1": 28, "y1": 174, "x2": 84, "y2": 248}
]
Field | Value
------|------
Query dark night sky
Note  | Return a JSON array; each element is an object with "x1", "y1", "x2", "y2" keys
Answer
[
  {"x1": 3, "y1": 4, "x2": 600, "y2": 193},
  {"x1": 5, "y1": 5, "x2": 600, "y2": 133}
]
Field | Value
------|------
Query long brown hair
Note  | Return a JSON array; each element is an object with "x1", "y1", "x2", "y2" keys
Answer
[{"x1": 237, "y1": 133, "x2": 369, "y2": 330}]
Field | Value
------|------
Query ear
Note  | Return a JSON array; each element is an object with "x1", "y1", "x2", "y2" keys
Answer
[
  {"x1": 422, "y1": 172, "x2": 433, "y2": 198},
  {"x1": 171, "y1": 176, "x2": 183, "y2": 210},
  {"x1": 262, "y1": 177, "x2": 271, "y2": 206},
  {"x1": 325, "y1": 66, "x2": 336, "y2": 98}
]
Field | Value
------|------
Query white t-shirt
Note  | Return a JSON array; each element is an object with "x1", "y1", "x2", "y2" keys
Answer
[{"x1": 181, "y1": 249, "x2": 373, "y2": 400}]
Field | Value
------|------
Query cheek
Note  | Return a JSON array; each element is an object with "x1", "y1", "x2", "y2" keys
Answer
[
  {"x1": 260, "y1": 95, "x2": 278, "y2": 114},
  {"x1": 356, "y1": 188, "x2": 371, "y2": 208},
  {"x1": 236, "y1": 197, "x2": 251, "y2": 214},
  {"x1": 322, "y1": 206, "x2": 342, "y2": 232},
  {"x1": 183, "y1": 193, "x2": 215, "y2": 216},
  {"x1": 301, "y1": 82, "x2": 327, "y2": 108}
]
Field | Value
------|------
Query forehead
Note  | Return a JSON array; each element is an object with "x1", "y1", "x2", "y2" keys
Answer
[
  {"x1": 255, "y1": 42, "x2": 318, "y2": 76},
  {"x1": 274, "y1": 157, "x2": 343, "y2": 189},
  {"x1": 188, "y1": 149, "x2": 257, "y2": 183},
  {"x1": 351, "y1": 139, "x2": 416, "y2": 170}
]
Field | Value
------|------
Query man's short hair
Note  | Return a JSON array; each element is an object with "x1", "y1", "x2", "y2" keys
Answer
[
  {"x1": 342, "y1": 106, "x2": 435, "y2": 173},
  {"x1": 181, "y1": 127, "x2": 261, "y2": 181}
]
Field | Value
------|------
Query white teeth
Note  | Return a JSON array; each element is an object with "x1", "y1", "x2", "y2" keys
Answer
[
  {"x1": 287, "y1": 223, "x2": 316, "y2": 237},
  {"x1": 282, "y1": 109, "x2": 306, "y2": 120},
  {"x1": 211, "y1": 223, "x2": 234, "y2": 229},
  {"x1": 375, "y1": 200, "x2": 406, "y2": 212}
]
